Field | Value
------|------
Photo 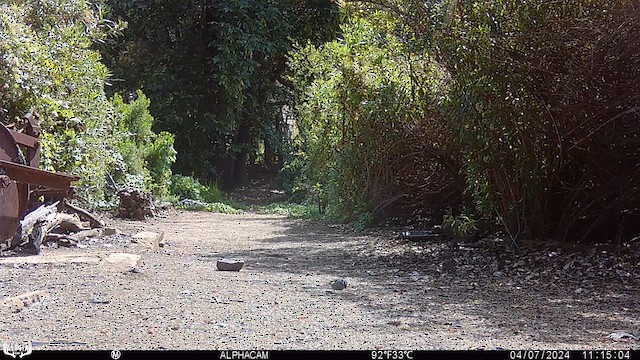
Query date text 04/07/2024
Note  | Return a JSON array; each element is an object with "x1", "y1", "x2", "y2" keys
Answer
[{"x1": 510, "y1": 350, "x2": 632, "y2": 360}]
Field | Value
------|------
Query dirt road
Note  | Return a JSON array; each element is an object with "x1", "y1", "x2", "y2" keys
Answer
[{"x1": 1, "y1": 211, "x2": 638, "y2": 350}]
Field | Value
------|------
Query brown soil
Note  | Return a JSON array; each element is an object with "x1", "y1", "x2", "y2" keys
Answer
[{"x1": 1, "y1": 207, "x2": 639, "y2": 350}]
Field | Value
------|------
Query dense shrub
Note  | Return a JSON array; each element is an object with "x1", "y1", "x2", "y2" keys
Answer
[
  {"x1": 0, "y1": 0, "x2": 176, "y2": 207},
  {"x1": 290, "y1": 14, "x2": 464, "y2": 223},
  {"x1": 111, "y1": 90, "x2": 177, "y2": 197},
  {"x1": 0, "y1": 0, "x2": 122, "y2": 204},
  {"x1": 293, "y1": 1, "x2": 640, "y2": 243},
  {"x1": 169, "y1": 174, "x2": 224, "y2": 203},
  {"x1": 438, "y1": 0, "x2": 640, "y2": 242}
]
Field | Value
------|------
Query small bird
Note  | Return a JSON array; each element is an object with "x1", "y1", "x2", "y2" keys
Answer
[{"x1": 330, "y1": 278, "x2": 349, "y2": 290}]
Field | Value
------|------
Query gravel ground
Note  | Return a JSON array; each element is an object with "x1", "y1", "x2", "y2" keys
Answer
[{"x1": 1, "y1": 211, "x2": 639, "y2": 350}]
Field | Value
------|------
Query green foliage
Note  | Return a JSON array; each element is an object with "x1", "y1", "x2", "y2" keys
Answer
[
  {"x1": 169, "y1": 175, "x2": 224, "y2": 204},
  {"x1": 333, "y1": 0, "x2": 640, "y2": 243},
  {"x1": 442, "y1": 208, "x2": 478, "y2": 238},
  {"x1": 291, "y1": 1, "x2": 640, "y2": 243},
  {"x1": 0, "y1": 0, "x2": 125, "y2": 205},
  {"x1": 350, "y1": 211, "x2": 374, "y2": 231},
  {"x1": 435, "y1": 0, "x2": 640, "y2": 242},
  {"x1": 255, "y1": 202, "x2": 316, "y2": 219},
  {"x1": 290, "y1": 13, "x2": 464, "y2": 224},
  {"x1": 100, "y1": 0, "x2": 340, "y2": 187},
  {"x1": 176, "y1": 200, "x2": 243, "y2": 215},
  {"x1": 111, "y1": 90, "x2": 177, "y2": 197}
]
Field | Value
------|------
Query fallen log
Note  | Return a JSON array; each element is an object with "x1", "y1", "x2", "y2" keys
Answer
[
  {"x1": 44, "y1": 213, "x2": 85, "y2": 234},
  {"x1": 9, "y1": 201, "x2": 59, "y2": 254},
  {"x1": 63, "y1": 200, "x2": 104, "y2": 228}
]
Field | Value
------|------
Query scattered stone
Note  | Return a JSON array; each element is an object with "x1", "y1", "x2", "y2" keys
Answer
[
  {"x1": 91, "y1": 298, "x2": 111, "y2": 304},
  {"x1": 0, "y1": 254, "x2": 101, "y2": 265},
  {"x1": 132, "y1": 231, "x2": 163, "y2": 252},
  {"x1": 102, "y1": 228, "x2": 118, "y2": 236},
  {"x1": 217, "y1": 259, "x2": 244, "y2": 271},
  {"x1": 74, "y1": 228, "x2": 105, "y2": 241},
  {"x1": 441, "y1": 260, "x2": 455, "y2": 272},
  {"x1": 178, "y1": 199, "x2": 209, "y2": 211},
  {"x1": 1, "y1": 290, "x2": 47, "y2": 313},
  {"x1": 100, "y1": 253, "x2": 141, "y2": 271},
  {"x1": 607, "y1": 331, "x2": 637, "y2": 342},
  {"x1": 409, "y1": 271, "x2": 421, "y2": 281},
  {"x1": 330, "y1": 278, "x2": 349, "y2": 290}
]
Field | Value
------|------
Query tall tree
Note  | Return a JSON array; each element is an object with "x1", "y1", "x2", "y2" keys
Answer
[{"x1": 100, "y1": 0, "x2": 339, "y2": 188}]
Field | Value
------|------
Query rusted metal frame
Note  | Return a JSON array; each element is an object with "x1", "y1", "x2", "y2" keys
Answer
[{"x1": 0, "y1": 159, "x2": 80, "y2": 193}]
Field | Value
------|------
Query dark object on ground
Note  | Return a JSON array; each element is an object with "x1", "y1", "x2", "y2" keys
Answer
[
  {"x1": 117, "y1": 187, "x2": 154, "y2": 220},
  {"x1": 330, "y1": 278, "x2": 349, "y2": 290},
  {"x1": 217, "y1": 259, "x2": 244, "y2": 271},
  {"x1": 401, "y1": 230, "x2": 441, "y2": 241}
]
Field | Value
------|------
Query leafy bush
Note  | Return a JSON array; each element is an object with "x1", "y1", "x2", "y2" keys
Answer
[
  {"x1": 0, "y1": 0, "x2": 124, "y2": 205},
  {"x1": 176, "y1": 199, "x2": 242, "y2": 214},
  {"x1": 293, "y1": 1, "x2": 640, "y2": 243},
  {"x1": 111, "y1": 90, "x2": 177, "y2": 197},
  {"x1": 290, "y1": 13, "x2": 464, "y2": 224},
  {"x1": 442, "y1": 208, "x2": 478, "y2": 238},
  {"x1": 437, "y1": 0, "x2": 640, "y2": 242},
  {"x1": 256, "y1": 202, "x2": 316, "y2": 218},
  {"x1": 169, "y1": 174, "x2": 224, "y2": 203}
]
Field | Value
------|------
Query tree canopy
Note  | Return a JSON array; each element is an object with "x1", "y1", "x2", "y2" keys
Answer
[
  {"x1": 2, "y1": 0, "x2": 638, "y2": 244},
  {"x1": 100, "y1": 0, "x2": 340, "y2": 188}
]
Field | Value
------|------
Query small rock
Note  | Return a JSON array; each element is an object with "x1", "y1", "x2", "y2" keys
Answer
[
  {"x1": 100, "y1": 253, "x2": 141, "y2": 272},
  {"x1": 330, "y1": 278, "x2": 349, "y2": 290},
  {"x1": 217, "y1": 259, "x2": 244, "y2": 271},
  {"x1": 74, "y1": 228, "x2": 104, "y2": 241},
  {"x1": 575, "y1": 288, "x2": 584, "y2": 294},
  {"x1": 102, "y1": 228, "x2": 117, "y2": 236},
  {"x1": 91, "y1": 298, "x2": 111, "y2": 304},
  {"x1": 608, "y1": 331, "x2": 637, "y2": 342}
]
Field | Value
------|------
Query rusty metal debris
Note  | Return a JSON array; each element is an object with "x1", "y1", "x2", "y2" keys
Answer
[{"x1": 0, "y1": 113, "x2": 80, "y2": 242}]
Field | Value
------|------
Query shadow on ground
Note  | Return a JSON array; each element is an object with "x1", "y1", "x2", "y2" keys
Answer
[{"x1": 215, "y1": 217, "x2": 640, "y2": 348}]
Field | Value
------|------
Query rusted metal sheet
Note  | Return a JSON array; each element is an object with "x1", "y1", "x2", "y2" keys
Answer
[
  {"x1": 0, "y1": 123, "x2": 22, "y2": 241},
  {"x1": 8, "y1": 130, "x2": 38, "y2": 149},
  {"x1": 0, "y1": 114, "x2": 79, "y2": 241},
  {"x1": 0, "y1": 160, "x2": 79, "y2": 193},
  {"x1": 0, "y1": 186, "x2": 21, "y2": 241}
]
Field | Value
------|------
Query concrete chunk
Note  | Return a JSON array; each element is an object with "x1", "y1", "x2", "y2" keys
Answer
[
  {"x1": 132, "y1": 231, "x2": 163, "y2": 252},
  {"x1": 1, "y1": 290, "x2": 47, "y2": 313}
]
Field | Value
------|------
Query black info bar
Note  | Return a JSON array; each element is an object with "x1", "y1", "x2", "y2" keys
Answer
[{"x1": 8, "y1": 350, "x2": 638, "y2": 360}]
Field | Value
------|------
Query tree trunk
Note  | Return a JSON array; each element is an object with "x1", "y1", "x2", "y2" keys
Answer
[
  {"x1": 232, "y1": 121, "x2": 251, "y2": 186},
  {"x1": 264, "y1": 135, "x2": 275, "y2": 168}
]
